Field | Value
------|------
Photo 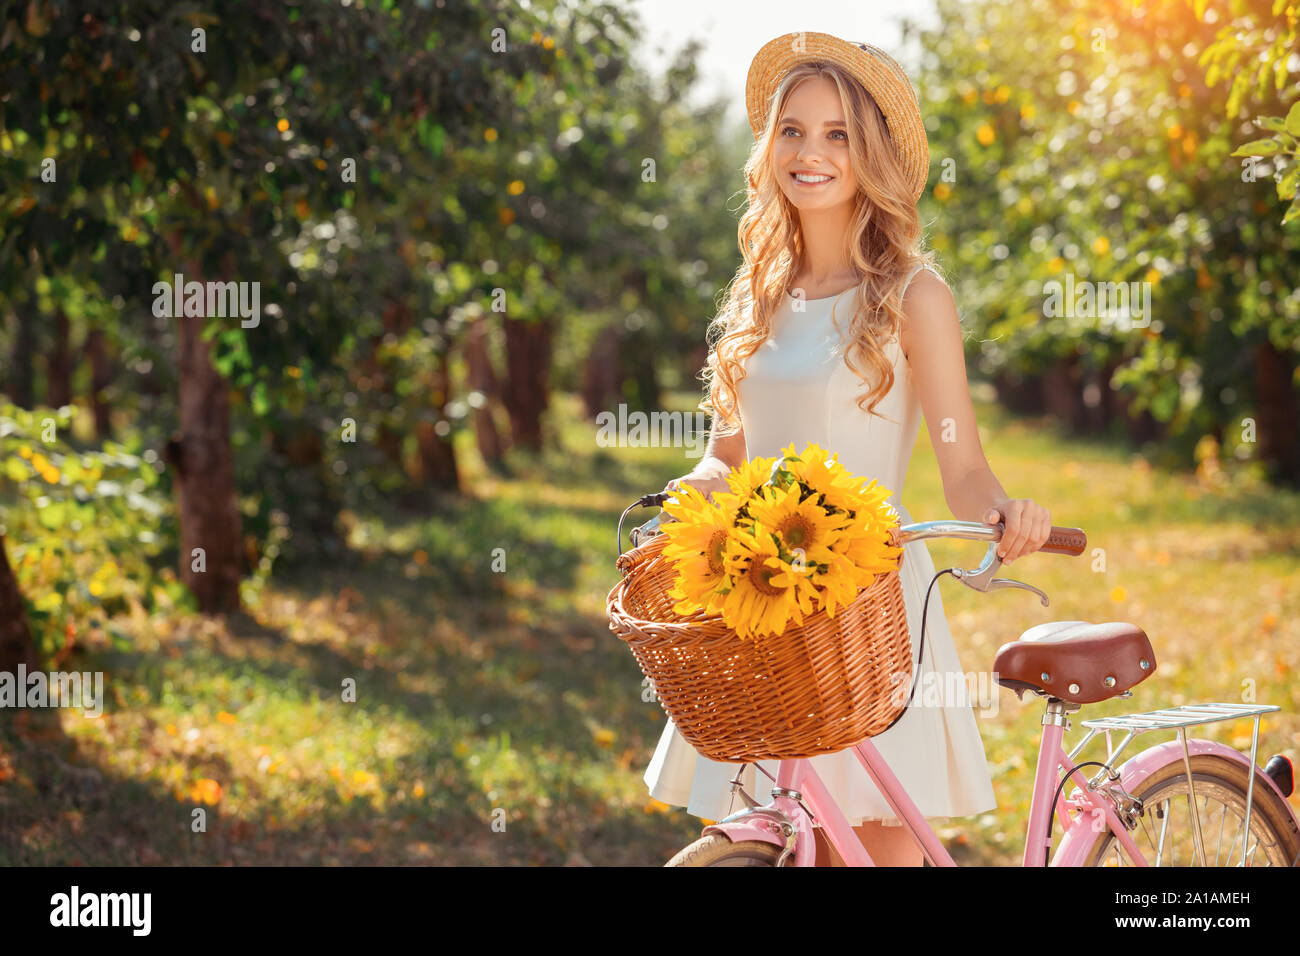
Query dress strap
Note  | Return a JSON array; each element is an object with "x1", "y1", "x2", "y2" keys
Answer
[{"x1": 901, "y1": 262, "x2": 939, "y2": 299}]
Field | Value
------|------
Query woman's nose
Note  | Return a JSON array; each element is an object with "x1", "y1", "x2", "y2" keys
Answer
[{"x1": 797, "y1": 144, "x2": 826, "y2": 166}]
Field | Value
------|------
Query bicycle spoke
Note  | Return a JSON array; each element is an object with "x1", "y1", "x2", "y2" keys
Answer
[
  {"x1": 1156, "y1": 798, "x2": 1171, "y2": 866},
  {"x1": 1137, "y1": 814, "x2": 1157, "y2": 863},
  {"x1": 1227, "y1": 808, "x2": 1244, "y2": 863},
  {"x1": 1214, "y1": 802, "x2": 1226, "y2": 867}
]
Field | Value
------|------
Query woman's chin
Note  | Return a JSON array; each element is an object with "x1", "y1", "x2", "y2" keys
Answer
[{"x1": 782, "y1": 188, "x2": 851, "y2": 211}]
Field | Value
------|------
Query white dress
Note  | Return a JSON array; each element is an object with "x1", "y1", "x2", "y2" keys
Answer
[{"x1": 642, "y1": 263, "x2": 998, "y2": 827}]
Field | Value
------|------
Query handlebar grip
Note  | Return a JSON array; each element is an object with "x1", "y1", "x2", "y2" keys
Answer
[{"x1": 1039, "y1": 526, "x2": 1087, "y2": 556}]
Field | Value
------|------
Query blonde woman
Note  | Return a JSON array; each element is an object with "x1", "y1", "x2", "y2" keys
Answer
[{"x1": 645, "y1": 33, "x2": 1054, "y2": 866}]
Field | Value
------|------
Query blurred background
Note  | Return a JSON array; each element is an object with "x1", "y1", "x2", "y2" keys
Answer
[{"x1": 0, "y1": 0, "x2": 1297, "y2": 865}]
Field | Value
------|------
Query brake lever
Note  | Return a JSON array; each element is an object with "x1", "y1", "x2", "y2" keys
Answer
[{"x1": 951, "y1": 539, "x2": 1050, "y2": 607}]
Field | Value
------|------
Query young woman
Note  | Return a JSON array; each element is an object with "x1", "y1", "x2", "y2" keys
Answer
[{"x1": 643, "y1": 33, "x2": 1054, "y2": 866}]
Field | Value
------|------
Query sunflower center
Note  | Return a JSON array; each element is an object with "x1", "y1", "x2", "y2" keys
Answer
[
  {"x1": 778, "y1": 513, "x2": 816, "y2": 549},
  {"x1": 706, "y1": 530, "x2": 728, "y2": 576},
  {"x1": 746, "y1": 557, "x2": 786, "y2": 596}
]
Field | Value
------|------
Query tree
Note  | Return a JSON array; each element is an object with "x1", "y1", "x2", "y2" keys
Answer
[{"x1": 1, "y1": 0, "x2": 559, "y2": 609}]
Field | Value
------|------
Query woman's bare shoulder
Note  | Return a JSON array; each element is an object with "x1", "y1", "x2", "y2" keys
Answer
[{"x1": 899, "y1": 267, "x2": 959, "y2": 359}]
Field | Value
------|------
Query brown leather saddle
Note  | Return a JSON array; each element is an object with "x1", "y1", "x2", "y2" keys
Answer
[{"x1": 993, "y1": 620, "x2": 1156, "y2": 705}]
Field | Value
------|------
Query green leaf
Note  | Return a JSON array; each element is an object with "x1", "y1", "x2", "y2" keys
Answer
[
  {"x1": 3, "y1": 457, "x2": 30, "y2": 482},
  {"x1": 251, "y1": 380, "x2": 270, "y2": 416},
  {"x1": 1231, "y1": 138, "x2": 1281, "y2": 157},
  {"x1": 1279, "y1": 162, "x2": 1300, "y2": 201},
  {"x1": 1286, "y1": 102, "x2": 1300, "y2": 137},
  {"x1": 1227, "y1": 73, "x2": 1248, "y2": 118},
  {"x1": 1284, "y1": 195, "x2": 1300, "y2": 226},
  {"x1": 37, "y1": 501, "x2": 66, "y2": 530}
]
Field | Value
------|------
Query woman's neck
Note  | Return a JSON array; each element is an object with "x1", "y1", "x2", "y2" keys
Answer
[{"x1": 794, "y1": 204, "x2": 857, "y2": 287}]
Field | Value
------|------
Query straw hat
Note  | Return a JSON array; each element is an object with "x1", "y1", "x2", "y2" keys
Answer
[{"x1": 746, "y1": 32, "x2": 930, "y2": 203}]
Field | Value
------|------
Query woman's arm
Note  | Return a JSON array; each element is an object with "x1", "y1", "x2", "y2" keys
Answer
[
  {"x1": 694, "y1": 419, "x2": 747, "y2": 477},
  {"x1": 900, "y1": 271, "x2": 1051, "y2": 564},
  {"x1": 662, "y1": 419, "x2": 747, "y2": 499}
]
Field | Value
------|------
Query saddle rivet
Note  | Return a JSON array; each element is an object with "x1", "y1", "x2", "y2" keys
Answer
[
  {"x1": 1040, "y1": 671, "x2": 1051, "y2": 682},
  {"x1": 1068, "y1": 682, "x2": 1080, "y2": 695},
  {"x1": 1103, "y1": 675, "x2": 1116, "y2": 687},
  {"x1": 1139, "y1": 659, "x2": 1150, "y2": 670}
]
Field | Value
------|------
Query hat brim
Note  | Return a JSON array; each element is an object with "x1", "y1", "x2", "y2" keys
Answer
[{"x1": 746, "y1": 32, "x2": 929, "y2": 204}]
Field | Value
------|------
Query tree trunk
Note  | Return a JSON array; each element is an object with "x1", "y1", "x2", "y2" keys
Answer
[
  {"x1": 417, "y1": 345, "x2": 459, "y2": 490},
  {"x1": 1080, "y1": 364, "x2": 1108, "y2": 434},
  {"x1": 581, "y1": 324, "x2": 621, "y2": 420},
  {"x1": 464, "y1": 315, "x2": 505, "y2": 464},
  {"x1": 993, "y1": 369, "x2": 1046, "y2": 414},
  {"x1": 46, "y1": 307, "x2": 73, "y2": 409},
  {"x1": 1254, "y1": 340, "x2": 1300, "y2": 486},
  {"x1": 7, "y1": 306, "x2": 35, "y2": 407},
  {"x1": 271, "y1": 423, "x2": 339, "y2": 546},
  {"x1": 85, "y1": 328, "x2": 113, "y2": 438},
  {"x1": 164, "y1": 248, "x2": 244, "y2": 614},
  {"x1": 1110, "y1": 385, "x2": 1163, "y2": 445},
  {"x1": 502, "y1": 315, "x2": 553, "y2": 452},
  {"x1": 0, "y1": 535, "x2": 39, "y2": 673},
  {"x1": 1042, "y1": 357, "x2": 1086, "y2": 432},
  {"x1": 1097, "y1": 358, "x2": 1122, "y2": 432}
]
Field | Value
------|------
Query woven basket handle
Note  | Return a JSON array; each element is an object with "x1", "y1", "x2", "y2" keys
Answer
[{"x1": 615, "y1": 535, "x2": 663, "y2": 577}]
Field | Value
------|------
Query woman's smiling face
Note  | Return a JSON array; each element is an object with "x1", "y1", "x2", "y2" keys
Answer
[{"x1": 773, "y1": 76, "x2": 857, "y2": 211}]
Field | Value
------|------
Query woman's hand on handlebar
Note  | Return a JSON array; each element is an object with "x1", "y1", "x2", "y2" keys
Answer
[
  {"x1": 664, "y1": 472, "x2": 731, "y2": 502},
  {"x1": 983, "y1": 498, "x2": 1052, "y2": 565}
]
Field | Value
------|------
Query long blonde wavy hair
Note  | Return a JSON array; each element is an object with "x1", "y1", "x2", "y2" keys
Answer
[{"x1": 701, "y1": 60, "x2": 941, "y2": 436}]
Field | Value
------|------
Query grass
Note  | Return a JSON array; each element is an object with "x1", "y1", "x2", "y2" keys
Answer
[{"x1": 1, "y1": 388, "x2": 1298, "y2": 865}]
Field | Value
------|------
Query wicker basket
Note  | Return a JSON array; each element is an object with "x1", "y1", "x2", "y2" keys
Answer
[{"x1": 607, "y1": 529, "x2": 912, "y2": 763}]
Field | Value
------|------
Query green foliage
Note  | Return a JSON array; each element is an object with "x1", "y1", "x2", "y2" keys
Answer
[
  {"x1": 0, "y1": 402, "x2": 182, "y2": 658},
  {"x1": 1202, "y1": 0, "x2": 1300, "y2": 224},
  {"x1": 917, "y1": 0, "x2": 1300, "y2": 467}
]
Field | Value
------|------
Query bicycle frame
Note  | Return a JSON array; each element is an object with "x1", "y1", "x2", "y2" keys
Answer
[
  {"x1": 703, "y1": 709, "x2": 1137, "y2": 866},
  {"x1": 703, "y1": 699, "x2": 1297, "y2": 866}
]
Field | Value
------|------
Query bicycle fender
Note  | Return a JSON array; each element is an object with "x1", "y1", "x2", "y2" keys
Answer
[{"x1": 703, "y1": 808, "x2": 817, "y2": 865}]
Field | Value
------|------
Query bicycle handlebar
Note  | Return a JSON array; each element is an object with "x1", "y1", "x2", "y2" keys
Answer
[
  {"x1": 618, "y1": 492, "x2": 1088, "y2": 563},
  {"x1": 896, "y1": 519, "x2": 1087, "y2": 556},
  {"x1": 617, "y1": 493, "x2": 1088, "y2": 605}
]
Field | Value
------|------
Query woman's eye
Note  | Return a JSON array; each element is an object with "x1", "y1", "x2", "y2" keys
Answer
[{"x1": 781, "y1": 126, "x2": 845, "y2": 141}]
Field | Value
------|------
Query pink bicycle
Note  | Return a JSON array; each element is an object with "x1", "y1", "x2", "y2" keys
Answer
[{"x1": 618, "y1": 500, "x2": 1299, "y2": 867}]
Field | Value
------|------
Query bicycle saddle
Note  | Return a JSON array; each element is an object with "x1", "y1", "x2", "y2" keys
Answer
[{"x1": 993, "y1": 620, "x2": 1156, "y2": 704}]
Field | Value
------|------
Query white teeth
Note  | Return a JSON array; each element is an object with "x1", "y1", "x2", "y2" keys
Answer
[{"x1": 794, "y1": 172, "x2": 831, "y2": 183}]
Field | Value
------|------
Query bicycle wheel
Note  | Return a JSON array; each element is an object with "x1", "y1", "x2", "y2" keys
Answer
[
  {"x1": 665, "y1": 834, "x2": 784, "y2": 867},
  {"x1": 1082, "y1": 754, "x2": 1300, "y2": 866}
]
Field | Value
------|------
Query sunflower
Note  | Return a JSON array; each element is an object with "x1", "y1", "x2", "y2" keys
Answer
[
  {"x1": 849, "y1": 477, "x2": 897, "y2": 518},
  {"x1": 717, "y1": 526, "x2": 808, "y2": 639},
  {"x1": 725, "y1": 454, "x2": 778, "y2": 500},
  {"x1": 815, "y1": 549, "x2": 870, "y2": 618},
  {"x1": 660, "y1": 482, "x2": 738, "y2": 615},
  {"x1": 653, "y1": 441, "x2": 903, "y2": 638},
  {"x1": 745, "y1": 480, "x2": 849, "y2": 565},
  {"x1": 832, "y1": 505, "x2": 904, "y2": 587},
  {"x1": 775, "y1": 442, "x2": 868, "y2": 515}
]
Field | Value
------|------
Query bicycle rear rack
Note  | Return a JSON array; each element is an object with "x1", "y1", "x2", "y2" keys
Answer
[{"x1": 1067, "y1": 702, "x2": 1279, "y2": 866}]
